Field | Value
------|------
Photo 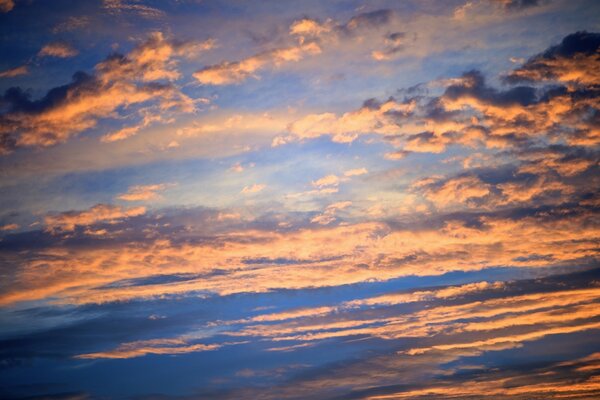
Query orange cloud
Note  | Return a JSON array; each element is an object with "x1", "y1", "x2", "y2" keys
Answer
[
  {"x1": 44, "y1": 204, "x2": 145, "y2": 232},
  {"x1": 0, "y1": 65, "x2": 27, "y2": 78},
  {"x1": 38, "y1": 42, "x2": 78, "y2": 58},
  {"x1": 0, "y1": 223, "x2": 19, "y2": 231},
  {"x1": 344, "y1": 168, "x2": 368, "y2": 177},
  {"x1": 75, "y1": 338, "x2": 220, "y2": 359},
  {"x1": 1, "y1": 205, "x2": 597, "y2": 307},
  {"x1": 193, "y1": 42, "x2": 321, "y2": 85},
  {"x1": 1, "y1": 32, "x2": 208, "y2": 152},
  {"x1": 241, "y1": 184, "x2": 266, "y2": 194},
  {"x1": 312, "y1": 174, "x2": 340, "y2": 188},
  {"x1": 0, "y1": 0, "x2": 14, "y2": 13},
  {"x1": 117, "y1": 183, "x2": 171, "y2": 201}
]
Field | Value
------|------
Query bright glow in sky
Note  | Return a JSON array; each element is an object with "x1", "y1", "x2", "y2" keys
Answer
[{"x1": 0, "y1": 0, "x2": 599, "y2": 399}]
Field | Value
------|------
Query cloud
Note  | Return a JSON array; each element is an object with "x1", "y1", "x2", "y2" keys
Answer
[
  {"x1": 342, "y1": 9, "x2": 394, "y2": 32},
  {"x1": 372, "y1": 32, "x2": 410, "y2": 61},
  {"x1": 384, "y1": 150, "x2": 411, "y2": 160},
  {"x1": 195, "y1": 267, "x2": 600, "y2": 399},
  {"x1": 228, "y1": 283, "x2": 600, "y2": 347},
  {"x1": 0, "y1": 0, "x2": 13, "y2": 13},
  {"x1": 193, "y1": 42, "x2": 321, "y2": 85},
  {"x1": 194, "y1": 9, "x2": 395, "y2": 86},
  {"x1": 44, "y1": 204, "x2": 145, "y2": 232},
  {"x1": 406, "y1": 320, "x2": 600, "y2": 355},
  {"x1": 101, "y1": 109, "x2": 171, "y2": 142},
  {"x1": 414, "y1": 175, "x2": 493, "y2": 209},
  {"x1": 241, "y1": 184, "x2": 266, "y2": 194},
  {"x1": 345, "y1": 280, "x2": 506, "y2": 308},
  {"x1": 75, "y1": 338, "x2": 219, "y2": 359},
  {"x1": 0, "y1": 32, "x2": 209, "y2": 153},
  {"x1": 52, "y1": 16, "x2": 90, "y2": 33},
  {"x1": 38, "y1": 42, "x2": 79, "y2": 58},
  {"x1": 311, "y1": 174, "x2": 340, "y2": 188},
  {"x1": 0, "y1": 65, "x2": 28, "y2": 78},
  {"x1": 117, "y1": 183, "x2": 171, "y2": 201},
  {"x1": 102, "y1": 0, "x2": 164, "y2": 19},
  {"x1": 0, "y1": 223, "x2": 19, "y2": 231},
  {"x1": 291, "y1": 9, "x2": 394, "y2": 39},
  {"x1": 410, "y1": 146, "x2": 594, "y2": 211},
  {"x1": 310, "y1": 201, "x2": 352, "y2": 225},
  {"x1": 494, "y1": 0, "x2": 541, "y2": 11},
  {"x1": 276, "y1": 98, "x2": 416, "y2": 145},
  {"x1": 506, "y1": 31, "x2": 600, "y2": 85},
  {"x1": 275, "y1": 32, "x2": 599, "y2": 155},
  {"x1": 1, "y1": 202, "x2": 597, "y2": 307},
  {"x1": 230, "y1": 162, "x2": 245, "y2": 173},
  {"x1": 289, "y1": 18, "x2": 333, "y2": 37}
]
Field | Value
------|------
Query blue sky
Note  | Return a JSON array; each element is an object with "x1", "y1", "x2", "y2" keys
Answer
[{"x1": 1, "y1": 0, "x2": 600, "y2": 399}]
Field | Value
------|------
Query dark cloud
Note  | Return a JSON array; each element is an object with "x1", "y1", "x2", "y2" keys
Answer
[
  {"x1": 445, "y1": 70, "x2": 538, "y2": 107},
  {"x1": 2, "y1": 72, "x2": 97, "y2": 114},
  {"x1": 495, "y1": 0, "x2": 541, "y2": 11},
  {"x1": 539, "y1": 30, "x2": 600, "y2": 58},
  {"x1": 506, "y1": 31, "x2": 600, "y2": 84},
  {"x1": 343, "y1": 9, "x2": 393, "y2": 32}
]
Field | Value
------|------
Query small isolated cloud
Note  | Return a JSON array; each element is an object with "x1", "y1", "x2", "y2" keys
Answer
[
  {"x1": 52, "y1": 16, "x2": 91, "y2": 33},
  {"x1": 0, "y1": 32, "x2": 208, "y2": 153},
  {"x1": 117, "y1": 183, "x2": 171, "y2": 201},
  {"x1": 344, "y1": 168, "x2": 368, "y2": 177},
  {"x1": 102, "y1": 0, "x2": 165, "y2": 19},
  {"x1": 76, "y1": 338, "x2": 220, "y2": 359},
  {"x1": 384, "y1": 150, "x2": 411, "y2": 160},
  {"x1": 38, "y1": 42, "x2": 79, "y2": 58},
  {"x1": 241, "y1": 184, "x2": 266, "y2": 194},
  {"x1": 0, "y1": 65, "x2": 28, "y2": 78},
  {"x1": 312, "y1": 174, "x2": 340, "y2": 188},
  {"x1": 230, "y1": 162, "x2": 245, "y2": 173},
  {"x1": 311, "y1": 201, "x2": 352, "y2": 225},
  {"x1": 0, "y1": 223, "x2": 19, "y2": 231},
  {"x1": 229, "y1": 161, "x2": 256, "y2": 173}
]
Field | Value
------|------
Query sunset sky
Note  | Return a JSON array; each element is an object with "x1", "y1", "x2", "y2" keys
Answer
[{"x1": 0, "y1": 0, "x2": 599, "y2": 399}]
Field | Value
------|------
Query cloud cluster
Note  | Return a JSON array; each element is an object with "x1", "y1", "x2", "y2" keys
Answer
[
  {"x1": 194, "y1": 9, "x2": 396, "y2": 85},
  {"x1": 0, "y1": 32, "x2": 213, "y2": 153},
  {"x1": 276, "y1": 31, "x2": 599, "y2": 154},
  {"x1": 0, "y1": 197, "x2": 596, "y2": 308},
  {"x1": 194, "y1": 42, "x2": 321, "y2": 85}
]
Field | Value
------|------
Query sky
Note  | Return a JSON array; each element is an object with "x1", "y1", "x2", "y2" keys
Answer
[{"x1": 0, "y1": 0, "x2": 599, "y2": 399}]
